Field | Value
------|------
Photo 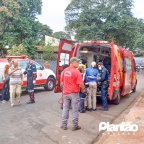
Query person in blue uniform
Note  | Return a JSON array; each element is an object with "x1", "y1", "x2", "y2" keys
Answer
[
  {"x1": 23, "y1": 56, "x2": 37, "y2": 104},
  {"x1": 85, "y1": 62, "x2": 99, "y2": 111},
  {"x1": 97, "y1": 62, "x2": 109, "y2": 111},
  {"x1": 103, "y1": 57, "x2": 111, "y2": 73}
]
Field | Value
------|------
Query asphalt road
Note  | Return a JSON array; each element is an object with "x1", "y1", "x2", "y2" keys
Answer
[{"x1": 0, "y1": 74, "x2": 143, "y2": 144}]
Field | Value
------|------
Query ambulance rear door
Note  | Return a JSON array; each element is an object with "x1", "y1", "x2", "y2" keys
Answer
[
  {"x1": 122, "y1": 51, "x2": 133, "y2": 95},
  {"x1": 108, "y1": 41, "x2": 116, "y2": 100},
  {"x1": 54, "y1": 39, "x2": 74, "y2": 93},
  {"x1": 131, "y1": 57, "x2": 137, "y2": 90}
]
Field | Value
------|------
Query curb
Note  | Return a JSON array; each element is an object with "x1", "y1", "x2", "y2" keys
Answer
[
  {"x1": 134, "y1": 90, "x2": 144, "y2": 106},
  {"x1": 93, "y1": 89, "x2": 144, "y2": 144}
]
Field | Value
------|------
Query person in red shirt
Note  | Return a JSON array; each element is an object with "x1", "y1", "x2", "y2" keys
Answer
[{"x1": 60, "y1": 57, "x2": 86, "y2": 131}]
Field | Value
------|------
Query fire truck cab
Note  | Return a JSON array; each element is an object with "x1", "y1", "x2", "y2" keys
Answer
[{"x1": 55, "y1": 39, "x2": 137, "y2": 105}]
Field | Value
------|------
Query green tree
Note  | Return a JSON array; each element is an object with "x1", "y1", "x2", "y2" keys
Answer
[
  {"x1": 52, "y1": 31, "x2": 71, "y2": 39},
  {"x1": 14, "y1": 0, "x2": 53, "y2": 58},
  {"x1": 7, "y1": 44, "x2": 27, "y2": 55},
  {"x1": 65, "y1": 0, "x2": 144, "y2": 50},
  {"x1": 133, "y1": 19, "x2": 144, "y2": 50},
  {"x1": 42, "y1": 43, "x2": 56, "y2": 61},
  {"x1": 0, "y1": 0, "x2": 20, "y2": 51},
  {"x1": 13, "y1": 0, "x2": 42, "y2": 57},
  {"x1": 0, "y1": 0, "x2": 53, "y2": 58},
  {"x1": 37, "y1": 22, "x2": 53, "y2": 45}
]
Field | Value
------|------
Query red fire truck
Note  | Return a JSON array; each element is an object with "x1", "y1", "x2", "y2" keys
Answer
[{"x1": 54, "y1": 39, "x2": 137, "y2": 105}]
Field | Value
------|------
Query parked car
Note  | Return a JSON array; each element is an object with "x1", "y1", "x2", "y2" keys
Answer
[{"x1": 0, "y1": 56, "x2": 56, "y2": 95}]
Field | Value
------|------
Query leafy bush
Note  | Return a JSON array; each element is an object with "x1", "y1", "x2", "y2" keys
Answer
[
  {"x1": 42, "y1": 43, "x2": 56, "y2": 61},
  {"x1": 7, "y1": 44, "x2": 27, "y2": 56}
]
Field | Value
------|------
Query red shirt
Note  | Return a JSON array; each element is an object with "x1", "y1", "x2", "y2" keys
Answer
[{"x1": 61, "y1": 66, "x2": 83, "y2": 95}]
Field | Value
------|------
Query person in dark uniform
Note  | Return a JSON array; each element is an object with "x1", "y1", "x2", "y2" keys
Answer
[
  {"x1": 78, "y1": 65, "x2": 88, "y2": 113},
  {"x1": 97, "y1": 62, "x2": 109, "y2": 111},
  {"x1": 23, "y1": 56, "x2": 37, "y2": 104},
  {"x1": 103, "y1": 57, "x2": 111, "y2": 73}
]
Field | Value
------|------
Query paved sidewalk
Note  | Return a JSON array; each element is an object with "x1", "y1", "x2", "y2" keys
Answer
[{"x1": 95, "y1": 90, "x2": 144, "y2": 144}]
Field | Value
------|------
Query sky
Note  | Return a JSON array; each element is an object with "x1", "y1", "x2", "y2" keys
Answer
[{"x1": 37, "y1": 0, "x2": 144, "y2": 33}]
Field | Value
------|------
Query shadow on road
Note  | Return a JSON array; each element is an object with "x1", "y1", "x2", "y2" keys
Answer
[{"x1": 21, "y1": 87, "x2": 49, "y2": 96}]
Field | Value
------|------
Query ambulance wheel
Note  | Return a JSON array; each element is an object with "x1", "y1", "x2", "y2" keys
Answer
[
  {"x1": 132, "y1": 83, "x2": 136, "y2": 93},
  {"x1": 113, "y1": 90, "x2": 121, "y2": 105},
  {"x1": 44, "y1": 76, "x2": 56, "y2": 91}
]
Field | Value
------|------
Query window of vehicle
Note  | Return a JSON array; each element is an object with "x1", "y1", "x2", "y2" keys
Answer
[
  {"x1": 120, "y1": 58, "x2": 124, "y2": 71},
  {"x1": 59, "y1": 53, "x2": 69, "y2": 66},
  {"x1": 125, "y1": 58, "x2": 132, "y2": 71},
  {"x1": 18, "y1": 60, "x2": 28, "y2": 69},
  {"x1": 34, "y1": 62, "x2": 42, "y2": 70}
]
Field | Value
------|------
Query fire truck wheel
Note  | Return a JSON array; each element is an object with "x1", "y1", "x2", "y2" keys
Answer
[
  {"x1": 113, "y1": 90, "x2": 121, "y2": 105},
  {"x1": 44, "y1": 77, "x2": 56, "y2": 91}
]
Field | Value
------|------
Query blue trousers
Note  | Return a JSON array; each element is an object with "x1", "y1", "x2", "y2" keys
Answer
[
  {"x1": 79, "y1": 92, "x2": 86, "y2": 112},
  {"x1": 1, "y1": 80, "x2": 10, "y2": 101},
  {"x1": 101, "y1": 83, "x2": 109, "y2": 109}
]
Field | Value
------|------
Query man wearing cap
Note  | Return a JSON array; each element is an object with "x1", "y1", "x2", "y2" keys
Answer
[
  {"x1": 23, "y1": 56, "x2": 37, "y2": 104},
  {"x1": 85, "y1": 61, "x2": 99, "y2": 111},
  {"x1": 97, "y1": 62, "x2": 109, "y2": 111},
  {"x1": 60, "y1": 57, "x2": 86, "y2": 131}
]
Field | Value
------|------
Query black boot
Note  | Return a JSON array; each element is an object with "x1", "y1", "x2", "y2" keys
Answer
[
  {"x1": 27, "y1": 91, "x2": 35, "y2": 104},
  {"x1": 27, "y1": 100, "x2": 35, "y2": 104}
]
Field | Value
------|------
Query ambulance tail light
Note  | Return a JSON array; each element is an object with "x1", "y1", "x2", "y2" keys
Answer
[
  {"x1": 113, "y1": 74, "x2": 117, "y2": 87},
  {"x1": 113, "y1": 74, "x2": 120, "y2": 87},
  {"x1": 114, "y1": 74, "x2": 117, "y2": 81}
]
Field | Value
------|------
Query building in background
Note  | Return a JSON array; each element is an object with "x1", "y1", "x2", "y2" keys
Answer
[
  {"x1": 36, "y1": 35, "x2": 59, "y2": 59},
  {"x1": 45, "y1": 35, "x2": 60, "y2": 47}
]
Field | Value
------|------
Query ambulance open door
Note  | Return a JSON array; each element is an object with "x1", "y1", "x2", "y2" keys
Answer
[
  {"x1": 122, "y1": 52, "x2": 132, "y2": 95},
  {"x1": 54, "y1": 39, "x2": 74, "y2": 93},
  {"x1": 108, "y1": 41, "x2": 116, "y2": 100}
]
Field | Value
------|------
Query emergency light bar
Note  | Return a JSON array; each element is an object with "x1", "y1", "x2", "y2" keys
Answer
[
  {"x1": 91, "y1": 40, "x2": 109, "y2": 44},
  {"x1": 6, "y1": 55, "x2": 27, "y2": 59},
  {"x1": 83, "y1": 40, "x2": 91, "y2": 43},
  {"x1": 82, "y1": 40, "x2": 109, "y2": 45}
]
